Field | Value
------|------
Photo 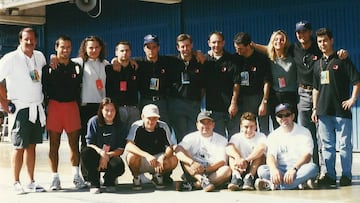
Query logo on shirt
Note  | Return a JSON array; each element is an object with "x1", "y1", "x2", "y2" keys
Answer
[
  {"x1": 132, "y1": 75, "x2": 137, "y2": 80},
  {"x1": 312, "y1": 55, "x2": 318, "y2": 61},
  {"x1": 103, "y1": 133, "x2": 112, "y2": 137},
  {"x1": 161, "y1": 68, "x2": 166, "y2": 74},
  {"x1": 332, "y1": 65, "x2": 339, "y2": 70},
  {"x1": 221, "y1": 66, "x2": 227, "y2": 72},
  {"x1": 251, "y1": 66, "x2": 257, "y2": 71},
  {"x1": 195, "y1": 68, "x2": 200, "y2": 73}
]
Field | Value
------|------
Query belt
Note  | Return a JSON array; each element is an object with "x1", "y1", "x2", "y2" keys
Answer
[
  {"x1": 143, "y1": 95, "x2": 165, "y2": 101},
  {"x1": 299, "y1": 84, "x2": 313, "y2": 90}
]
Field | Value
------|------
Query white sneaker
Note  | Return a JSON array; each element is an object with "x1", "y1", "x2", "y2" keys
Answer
[
  {"x1": 50, "y1": 176, "x2": 61, "y2": 191},
  {"x1": 73, "y1": 175, "x2": 88, "y2": 189},
  {"x1": 27, "y1": 181, "x2": 46, "y2": 192},
  {"x1": 90, "y1": 187, "x2": 101, "y2": 194},
  {"x1": 254, "y1": 178, "x2": 275, "y2": 191},
  {"x1": 13, "y1": 182, "x2": 26, "y2": 195}
]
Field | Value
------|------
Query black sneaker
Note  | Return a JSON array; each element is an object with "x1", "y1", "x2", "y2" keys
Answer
[
  {"x1": 242, "y1": 173, "x2": 255, "y2": 190},
  {"x1": 317, "y1": 174, "x2": 336, "y2": 188},
  {"x1": 339, "y1": 176, "x2": 352, "y2": 186},
  {"x1": 227, "y1": 176, "x2": 243, "y2": 191},
  {"x1": 151, "y1": 173, "x2": 165, "y2": 189}
]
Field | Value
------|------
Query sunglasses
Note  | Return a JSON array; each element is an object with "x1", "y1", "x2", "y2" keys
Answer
[{"x1": 276, "y1": 112, "x2": 292, "y2": 118}]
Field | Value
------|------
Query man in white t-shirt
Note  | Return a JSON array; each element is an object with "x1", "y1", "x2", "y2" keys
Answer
[
  {"x1": 226, "y1": 112, "x2": 266, "y2": 191},
  {"x1": 175, "y1": 111, "x2": 231, "y2": 192},
  {"x1": 255, "y1": 103, "x2": 318, "y2": 190},
  {"x1": 0, "y1": 27, "x2": 46, "y2": 194}
]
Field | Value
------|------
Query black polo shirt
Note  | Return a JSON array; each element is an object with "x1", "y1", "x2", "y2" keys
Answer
[
  {"x1": 292, "y1": 39, "x2": 322, "y2": 86},
  {"x1": 105, "y1": 64, "x2": 139, "y2": 106},
  {"x1": 168, "y1": 54, "x2": 206, "y2": 101},
  {"x1": 234, "y1": 50, "x2": 272, "y2": 96},
  {"x1": 313, "y1": 54, "x2": 360, "y2": 118},
  {"x1": 42, "y1": 60, "x2": 82, "y2": 102},
  {"x1": 137, "y1": 55, "x2": 179, "y2": 98},
  {"x1": 205, "y1": 51, "x2": 240, "y2": 112}
]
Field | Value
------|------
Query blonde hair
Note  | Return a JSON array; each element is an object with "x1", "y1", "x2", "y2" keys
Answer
[{"x1": 267, "y1": 30, "x2": 290, "y2": 62}]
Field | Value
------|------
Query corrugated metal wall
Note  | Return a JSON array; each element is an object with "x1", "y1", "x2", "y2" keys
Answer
[{"x1": 21, "y1": 0, "x2": 360, "y2": 150}]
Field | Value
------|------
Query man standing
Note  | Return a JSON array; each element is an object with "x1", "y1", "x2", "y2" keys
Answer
[
  {"x1": 256, "y1": 103, "x2": 318, "y2": 190},
  {"x1": 175, "y1": 111, "x2": 231, "y2": 192},
  {"x1": 205, "y1": 31, "x2": 240, "y2": 138},
  {"x1": 233, "y1": 32, "x2": 271, "y2": 135},
  {"x1": 312, "y1": 28, "x2": 360, "y2": 187},
  {"x1": 0, "y1": 27, "x2": 46, "y2": 194},
  {"x1": 42, "y1": 35, "x2": 86, "y2": 190},
  {"x1": 168, "y1": 34, "x2": 206, "y2": 142},
  {"x1": 106, "y1": 41, "x2": 140, "y2": 132}
]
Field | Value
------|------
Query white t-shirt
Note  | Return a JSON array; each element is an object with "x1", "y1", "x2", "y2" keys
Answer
[
  {"x1": 229, "y1": 131, "x2": 267, "y2": 158},
  {"x1": 267, "y1": 123, "x2": 313, "y2": 170},
  {"x1": 72, "y1": 57, "x2": 108, "y2": 103},
  {"x1": 0, "y1": 46, "x2": 45, "y2": 103},
  {"x1": 179, "y1": 131, "x2": 228, "y2": 166}
]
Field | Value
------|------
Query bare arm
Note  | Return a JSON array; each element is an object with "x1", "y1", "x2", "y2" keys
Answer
[
  {"x1": 311, "y1": 89, "x2": 319, "y2": 123},
  {"x1": 259, "y1": 81, "x2": 270, "y2": 116},
  {"x1": 228, "y1": 84, "x2": 240, "y2": 118},
  {"x1": 252, "y1": 42, "x2": 268, "y2": 55},
  {"x1": 283, "y1": 153, "x2": 312, "y2": 185}
]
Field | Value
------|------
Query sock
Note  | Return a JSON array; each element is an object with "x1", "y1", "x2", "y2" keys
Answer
[
  {"x1": 72, "y1": 166, "x2": 80, "y2": 177},
  {"x1": 53, "y1": 173, "x2": 59, "y2": 178}
]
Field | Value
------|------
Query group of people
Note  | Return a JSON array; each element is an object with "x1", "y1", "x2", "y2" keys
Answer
[{"x1": 0, "y1": 18, "x2": 359, "y2": 195}]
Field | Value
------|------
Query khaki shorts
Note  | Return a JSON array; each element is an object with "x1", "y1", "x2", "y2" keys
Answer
[{"x1": 126, "y1": 152, "x2": 164, "y2": 174}]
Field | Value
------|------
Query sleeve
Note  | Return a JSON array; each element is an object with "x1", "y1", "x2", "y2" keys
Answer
[
  {"x1": 345, "y1": 59, "x2": 360, "y2": 85},
  {"x1": 266, "y1": 133, "x2": 278, "y2": 159},
  {"x1": 105, "y1": 65, "x2": 114, "y2": 98},
  {"x1": 41, "y1": 65, "x2": 50, "y2": 104},
  {"x1": 0, "y1": 54, "x2": 12, "y2": 81},
  {"x1": 158, "y1": 121, "x2": 174, "y2": 145},
  {"x1": 178, "y1": 133, "x2": 194, "y2": 152},
  {"x1": 86, "y1": 116, "x2": 99, "y2": 145},
  {"x1": 312, "y1": 61, "x2": 320, "y2": 90},
  {"x1": 126, "y1": 121, "x2": 140, "y2": 142}
]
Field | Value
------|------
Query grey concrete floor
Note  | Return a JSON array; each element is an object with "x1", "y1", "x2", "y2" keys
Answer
[{"x1": 0, "y1": 139, "x2": 359, "y2": 203}]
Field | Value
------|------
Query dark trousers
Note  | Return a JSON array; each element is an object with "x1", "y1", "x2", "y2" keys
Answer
[{"x1": 80, "y1": 146, "x2": 125, "y2": 187}]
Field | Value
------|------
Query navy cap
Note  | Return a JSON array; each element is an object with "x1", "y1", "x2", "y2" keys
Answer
[
  {"x1": 143, "y1": 34, "x2": 159, "y2": 45},
  {"x1": 275, "y1": 103, "x2": 293, "y2": 115},
  {"x1": 295, "y1": 20, "x2": 312, "y2": 32},
  {"x1": 197, "y1": 111, "x2": 213, "y2": 122}
]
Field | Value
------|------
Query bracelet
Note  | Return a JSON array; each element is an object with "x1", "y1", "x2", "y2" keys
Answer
[
  {"x1": 293, "y1": 167, "x2": 298, "y2": 172},
  {"x1": 189, "y1": 160, "x2": 194, "y2": 166}
]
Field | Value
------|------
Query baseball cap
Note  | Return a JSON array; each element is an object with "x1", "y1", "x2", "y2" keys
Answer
[
  {"x1": 295, "y1": 20, "x2": 312, "y2": 32},
  {"x1": 275, "y1": 103, "x2": 293, "y2": 115},
  {"x1": 142, "y1": 104, "x2": 160, "y2": 118},
  {"x1": 143, "y1": 34, "x2": 159, "y2": 45},
  {"x1": 197, "y1": 111, "x2": 213, "y2": 122}
]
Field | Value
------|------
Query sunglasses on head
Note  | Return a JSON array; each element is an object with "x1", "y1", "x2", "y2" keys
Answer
[{"x1": 276, "y1": 112, "x2": 292, "y2": 118}]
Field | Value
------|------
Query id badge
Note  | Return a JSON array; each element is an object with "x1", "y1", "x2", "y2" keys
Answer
[
  {"x1": 29, "y1": 69, "x2": 40, "y2": 82},
  {"x1": 96, "y1": 79, "x2": 104, "y2": 90},
  {"x1": 181, "y1": 72, "x2": 190, "y2": 84},
  {"x1": 149, "y1": 78, "x2": 159, "y2": 91},
  {"x1": 240, "y1": 71, "x2": 249, "y2": 86},
  {"x1": 120, "y1": 81, "x2": 127, "y2": 91},
  {"x1": 278, "y1": 77, "x2": 287, "y2": 88},
  {"x1": 103, "y1": 144, "x2": 110, "y2": 152},
  {"x1": 320, "y1": 70, "x2": 330, "y2": 84}
]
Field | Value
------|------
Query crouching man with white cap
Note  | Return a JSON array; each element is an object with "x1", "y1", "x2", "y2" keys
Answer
[{"x1": 125, "y1": 104, "x2": 178, "y2": 190}]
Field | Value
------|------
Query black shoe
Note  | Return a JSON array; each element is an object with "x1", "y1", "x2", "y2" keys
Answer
[
  {"x1": 163, "y1": 174, "x2": 174, "y2": 185},
  {"x1": 317, "y1": 174, "x2": 336, "y2": 188},
  {"x1": 339, "y1": 176, "x2": 352, "y2": 186},
  {"x1": 242, "y1": 173, "x2": 255, "y2": 190},
  {"x1": 176, "y1": 181, "x2": 193, "y2": 191}
]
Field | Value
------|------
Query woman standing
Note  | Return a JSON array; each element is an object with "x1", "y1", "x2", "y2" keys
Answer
[
  {"x1": 267, "y1": 30, "x2": 298, "y2": 129},
  {"x1": 80, "y1": 97, "x2": 127, "y2": 194}
]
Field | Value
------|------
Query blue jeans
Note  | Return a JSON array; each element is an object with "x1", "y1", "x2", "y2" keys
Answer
[
  {"x1": 257, "y1": 163, "x2": 318, "y2": 189},
  {"x1": 168, "y1": 97, "x2": 200, "y2": 142},
  {"x1": 118, "y1": 106, "x2": 140, "y2": 133},
  {"x1": 211, "y1": 110, "x2": 240, "y2": 139},
  {"x1": 240, "y1": 94, "x2": 269, "y2": 135},
  {"x1": 318, "y1": 115, "x2": 353, "y2": 179},
  {"x1": 298, "y1": 87, "x2": 319, "y2": 169}
]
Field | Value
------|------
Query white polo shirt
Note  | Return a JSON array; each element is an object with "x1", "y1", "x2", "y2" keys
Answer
[{"x1": 229, "y1": 131, "x2": 267, "y2": 158}]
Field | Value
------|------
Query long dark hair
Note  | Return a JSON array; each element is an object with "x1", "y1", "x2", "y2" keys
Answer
[
  {"x1": 78, "y1": 35, "x2": 107, "y2": 62},
  {"x1": 97, "y1": 97, "x2": 121, "y2": 127}
]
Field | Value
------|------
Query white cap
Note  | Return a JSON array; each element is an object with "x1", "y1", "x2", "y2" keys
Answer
[{"x1": 142, "y1": 104, "x2": 160, "y2": 118}]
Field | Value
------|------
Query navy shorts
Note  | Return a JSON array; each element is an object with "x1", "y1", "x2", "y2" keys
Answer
[{"x1": 11, "y1": 108, "x2": 44, "y2": 149}]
